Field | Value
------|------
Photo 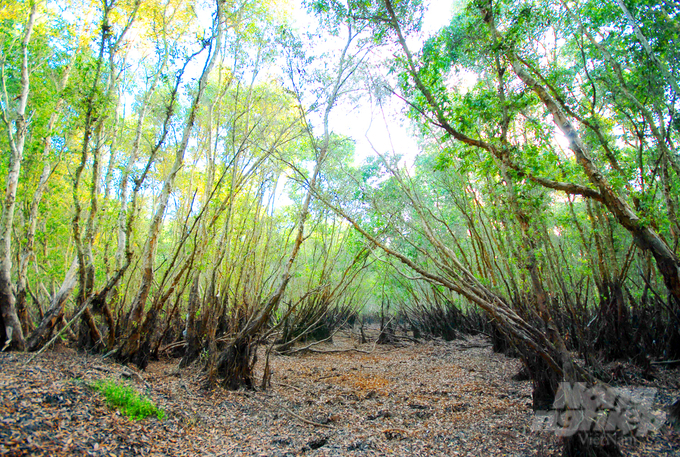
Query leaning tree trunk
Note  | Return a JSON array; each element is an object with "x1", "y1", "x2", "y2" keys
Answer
[
  {"x1": 509, "y1": 58, "x2": 680, "y2": 308},
  {"x1": 26, "y1": 258, "x2": 78, "y2": 351},
  {"x1": 0, "y1": 3, "x2": 37, "y2": 351},
  {"x1": 377, "y1": 1, "x2": 650, "y2": 454},
  {"x1": 482, "y1": 3, "x2": 639, "y2": 455},
  {"x1": 213, "y1": 21, "x2": 359, "y2": 389},
  {"x1": 215, "y1": 151, "x2": 324, "y2": 387},
  {"x1": 114, "y1": 2, "x2": 224, "y2": 365},
  {"x1": 491, "y1": 32, "x2": 564, "y2": 407}
]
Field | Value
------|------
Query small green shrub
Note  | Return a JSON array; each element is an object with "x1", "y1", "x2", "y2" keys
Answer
[{"x1": 91, "y1": 379, "x2": 165, "y2": 421}]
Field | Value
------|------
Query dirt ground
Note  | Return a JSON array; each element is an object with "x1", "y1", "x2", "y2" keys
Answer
[{"x1": 1, "y1": 331, "x2": 679, "y2": 456}]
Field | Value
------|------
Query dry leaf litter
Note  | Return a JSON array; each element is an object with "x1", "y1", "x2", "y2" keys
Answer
[{"x1": 1, "y1": 331, "x2": 678, "y2": 456}]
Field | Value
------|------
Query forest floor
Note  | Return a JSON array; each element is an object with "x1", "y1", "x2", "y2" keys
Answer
[{"x1": 1, "y1": 330, "x2": 679, "y2": 456}]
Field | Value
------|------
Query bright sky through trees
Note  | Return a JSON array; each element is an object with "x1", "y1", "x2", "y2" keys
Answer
[
  {"x1": 269, "y1": 0, "x2": 454, "y2": 206},
  {"x1": 289, "y1": 0, "x2": 455, "y2": 166},
  {"x1": 331, "y1": 0, "x2": 454, "y2": 166}
]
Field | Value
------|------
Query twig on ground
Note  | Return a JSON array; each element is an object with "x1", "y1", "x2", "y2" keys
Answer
[
  {"x1": 276, "y1": 382, "x2": 303, "y2": 393},
  {"x1": 299, "y1": 339, "x2": 379, "y2": 355},
  {"x1": 651, "y1": 359, "x2": 680, "y2": 366},
  {"x1": 380, "y1": 427, "x2": 423, "y2": 437},
  {"x1": 456, "y1": 343, "x2": 492, "y2": 350},
  {"x1": 315, "y1": 374, "x2": 342, "y2": 381},
  {"x1": 277, "y1": 331, "x2": 337, "y2": 355},
  {"x1": 280, "y1": 406, "x2": 335, "y2": 429}
]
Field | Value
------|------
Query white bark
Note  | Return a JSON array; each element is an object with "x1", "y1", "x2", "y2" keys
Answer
[
  {"x1": 0, "y1": 2, "x2": 37, "y2": 350},
  {"x1": 127, "y1": 2, "x2": 225, "y2": 329}
]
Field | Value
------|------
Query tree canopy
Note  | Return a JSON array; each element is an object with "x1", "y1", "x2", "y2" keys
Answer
[{"x1": 1, "y1": 5, "x2": 678, "y2": 451}]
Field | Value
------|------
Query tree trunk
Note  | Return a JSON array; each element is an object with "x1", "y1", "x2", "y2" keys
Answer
[
  {"x1": 115, "y1": 6, "x2": 224, "y2": 364},
  {"x1": 181, "y1": 274, "x2": 202, "y2": 368},
  {"x1": 216, "y1": 337, "x2": 256, "y2": 390},
  {"x1": 0, "y1": 2, "x2": 37, "y2": 351},
  {"x1": 26, "y1": 258, "x2": 78, "y2": 351},
  {"x1": 509, "y1": 60, "x2": 680, "y2": 307},
  {"x1": 214, "y1": 21, "x2": 358, "y2": 389}
]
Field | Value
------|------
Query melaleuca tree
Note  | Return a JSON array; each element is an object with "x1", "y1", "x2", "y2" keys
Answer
[{"x1": 305, "y1": 1, "x2": 675, "y2": 453}]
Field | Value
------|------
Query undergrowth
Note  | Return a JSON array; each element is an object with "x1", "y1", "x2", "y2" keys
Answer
[{"x1": 91, "y1": 379, "x2": 165, "y2": 420}]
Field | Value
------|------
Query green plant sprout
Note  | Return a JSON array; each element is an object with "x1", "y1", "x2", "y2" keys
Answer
[{"x1": 91, "y1": 379, "x2": 165, "y2": 421}]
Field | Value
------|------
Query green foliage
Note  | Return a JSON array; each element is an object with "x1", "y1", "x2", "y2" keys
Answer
[{"x1": 90, "y1": 379, "x2": 165, "y2": 421}]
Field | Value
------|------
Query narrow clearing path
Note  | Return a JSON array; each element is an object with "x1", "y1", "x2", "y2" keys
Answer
[{"x1": 1, "y1": 333, "x2": 678, "y2": 456}]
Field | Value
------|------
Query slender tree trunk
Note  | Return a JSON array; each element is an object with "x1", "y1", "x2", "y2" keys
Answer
[
  {"x1": 16, "y1": 142, "x2": 58, "y2": 336},
  {"x1": 70, "y1": 4, "x2": 112, "y2": 349},
  {"x1": 181, "y1": 274, "x2": 202, "y2": 367},
  {"x1": 115, "y1": 51, "x2": 167, "y2": 269},
  {"x1": 0, "y1": 2, "x2": 37, "y2": 351},
  {"x1": 68, "y1": 0, "x2": 141, "y2": 351},
  {"x1": 215, "y1": 22, "x2": 361, "y2": 388},
  {"x1": 615, "y1": 0, "x2": 680, "y2": 99},
  {"x1": 116, "y1": 2, "x2": 224, "y2": 363},
  {"x1": 26, "y1": 257, "x2": 78, "y2": 351},
  {"x1": 509, "y1": 61, "x2": 680, "y2": 306}
]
